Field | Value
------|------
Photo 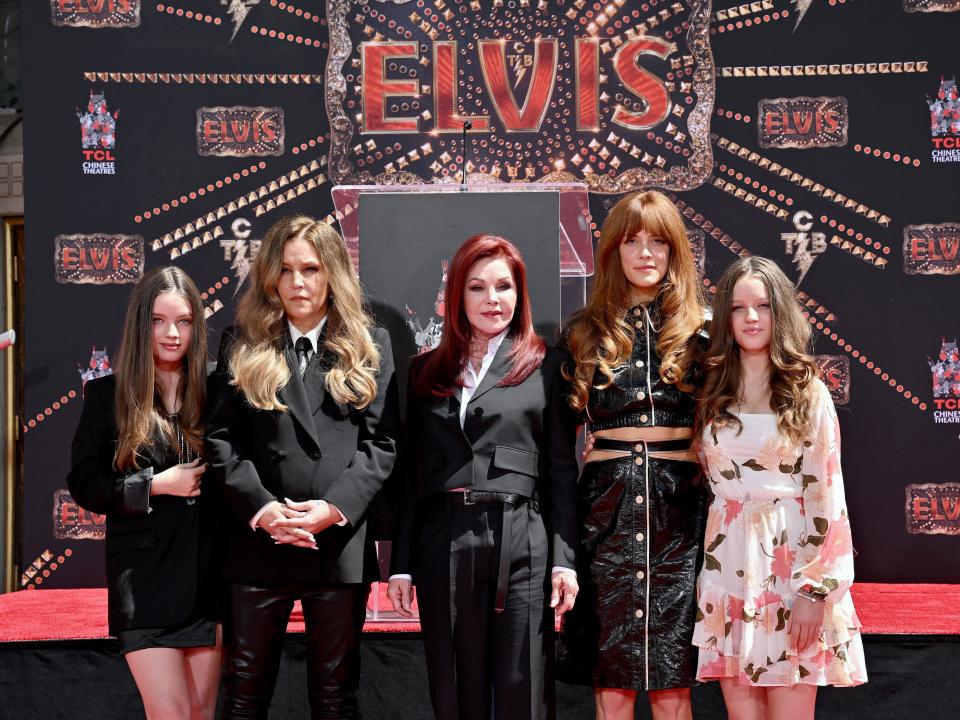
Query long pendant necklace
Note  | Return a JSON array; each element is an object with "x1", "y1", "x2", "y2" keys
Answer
[
  {"x1": 169, "y1": 416, "x2": 198, "y2": 505},
  {"x1": 172, "y1": 419, "x2": 197, "y2": 464}
]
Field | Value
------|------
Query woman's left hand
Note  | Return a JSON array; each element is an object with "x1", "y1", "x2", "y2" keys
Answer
[
  {"x1": 550, "y1": 571, "x2": 579, "y2": 617},
  {"x1": 787, "y1": 596, "x2": 826, "y2": 654},
  {"x1": 270, "y1": 498, "x2": 342, "y2": 538}
]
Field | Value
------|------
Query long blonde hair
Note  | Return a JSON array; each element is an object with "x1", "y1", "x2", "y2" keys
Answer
[
  {"x1": 114, "y1": 267, "x2": 207, "y2": 471},
  {"x1": 564, "y1": 190, "x2": 705, "y2": 411},
  {"x1": 229, "y1": 215, "x2": 379, "y2": 411},
  {"x1": 697, "y1": 257, "x2": 819, "y2": 445}
]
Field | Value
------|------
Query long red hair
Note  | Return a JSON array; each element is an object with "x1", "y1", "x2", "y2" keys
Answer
[{"x1": 411, "y1": 234, "x2": 546, "y2": 398}]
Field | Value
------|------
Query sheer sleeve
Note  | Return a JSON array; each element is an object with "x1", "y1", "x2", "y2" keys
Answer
[{"x1": 790, "y1": 380, "x2": 854, "y2": 603}]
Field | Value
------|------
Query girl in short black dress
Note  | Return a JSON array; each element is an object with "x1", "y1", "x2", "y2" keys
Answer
[{"x1": 68, "y1": 267, "x2": 221, "y2": 720}]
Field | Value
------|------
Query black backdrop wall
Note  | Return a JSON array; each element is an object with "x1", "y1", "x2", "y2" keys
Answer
[{"x1": 18, "y1": 0, "x2": 960, "y2": 591}]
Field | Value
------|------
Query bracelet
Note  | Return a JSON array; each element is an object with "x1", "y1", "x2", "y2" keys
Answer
[{"x1": 797, "y1": 586, "x2": 828, "y2": 603}]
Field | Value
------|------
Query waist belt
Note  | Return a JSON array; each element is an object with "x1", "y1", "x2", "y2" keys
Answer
[
  {"x1": 445, "y1": 490, "x2": 525, "y2": 506},
  {"x1": 445, "y1": 490, "x2": 526, "y2": 614}
]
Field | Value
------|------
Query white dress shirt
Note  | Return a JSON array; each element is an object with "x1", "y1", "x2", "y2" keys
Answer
[
  {"x1": 288, "y1": 317, "x2": 327, "y2": 364},
  {"x1": 459, "y1": 328, "x2": 508, "y2": 428}
]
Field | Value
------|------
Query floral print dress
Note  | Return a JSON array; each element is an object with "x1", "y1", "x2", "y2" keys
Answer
[{"x1": 693, "y1": 380, "x2": 867, "y2": 687}]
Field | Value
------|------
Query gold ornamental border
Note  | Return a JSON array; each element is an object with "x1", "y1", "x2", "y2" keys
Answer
[
  {"x1": 2, "y1": 217, "x2": 22, "y2": 593},
  {"x1": 325, "y1": 0, "x2": 716, "y2": 193}
]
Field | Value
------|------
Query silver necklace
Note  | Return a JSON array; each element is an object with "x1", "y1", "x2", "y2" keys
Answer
[{"x1": 168, "y1": 413, "x2": 197, "y2": 464}]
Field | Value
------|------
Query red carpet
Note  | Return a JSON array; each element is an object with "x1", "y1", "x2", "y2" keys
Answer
[
  {"x1": 850, "y1": 583, "x2": 960, "y2": 635},
  {"x1": 0, "y1": 584, "x2": 420, "y2": 642},
  {"x1": 0, "y1": 583, "x2": 956, "y2": 643}
]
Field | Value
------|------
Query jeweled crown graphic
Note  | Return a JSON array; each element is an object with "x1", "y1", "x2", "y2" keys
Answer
[
  {"x1": 929, "y1": 338, "x2": 960, "y2": 398},
  {"x1": 929, "y1": 77, "x2": 960, "y2": 136},
  {"x1": 79, "y1": 347, "x2": 113, "y2": 386},
  {"x1": 77, "y1": 91, "x2": 119, "y2": 150}
]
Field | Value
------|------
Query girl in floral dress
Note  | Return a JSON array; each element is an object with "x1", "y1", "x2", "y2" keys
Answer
[{"x1": 694, "y1": 257, "x2": 866, "y2": 719}]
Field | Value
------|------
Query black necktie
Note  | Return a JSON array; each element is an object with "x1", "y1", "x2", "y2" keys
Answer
[{"x1": 295, "y1": 336, "x2": 311, "y2": 378}]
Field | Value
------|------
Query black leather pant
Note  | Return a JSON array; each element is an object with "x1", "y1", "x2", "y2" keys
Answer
[{"x1": 220, "y1": 582, "x2": 368, "y2": 719}]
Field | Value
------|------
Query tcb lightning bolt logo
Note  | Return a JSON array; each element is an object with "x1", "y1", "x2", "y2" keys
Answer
[
  {"x1": 220, "y1": 218, "x2": 262, "y2": 292},
  {"x1": 220, "y1": 0, "x2": 260, "y2": 42}
]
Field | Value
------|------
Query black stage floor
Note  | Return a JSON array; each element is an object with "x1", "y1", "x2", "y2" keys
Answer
[{"x1": 0, "y1": 633, "x2": 955, "y2": 719}]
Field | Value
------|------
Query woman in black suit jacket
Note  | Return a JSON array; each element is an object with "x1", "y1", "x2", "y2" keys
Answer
[
  {"x1": 387, "y1": 234, "x2": 580, "y2": 720},
  {"x1": 68, "y1": 266, "x2": 220, "y2": 720},
  {"x1": 205, "y1": 216, "x2": 399, "y2": 719}
]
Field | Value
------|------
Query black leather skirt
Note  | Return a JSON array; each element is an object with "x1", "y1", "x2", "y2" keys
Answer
[{"x1": 557, "y1": 437, "x2": 707, "y2": 691}]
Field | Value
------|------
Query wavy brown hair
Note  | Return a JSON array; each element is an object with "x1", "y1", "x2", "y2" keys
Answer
[
  {"x1": 564, "y1": 190, "x2": 705, "y2": 412},
  {"x1": 114, "y1": 267, "x2": 207, "y2": 471},
  {"x1": 697, "y1": 256, "x2": 819, "y2": 445},
  {"x1": 229, "y1": 215, "x2": 379, "y2": 411}
]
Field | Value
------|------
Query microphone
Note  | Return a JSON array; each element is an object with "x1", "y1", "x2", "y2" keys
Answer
[
  {"x1": 460, "y1": 120, "x2": 472, "y2": 190},
  {"x1": 0, "y1": 330, "x2": 16, "y2": 351}
]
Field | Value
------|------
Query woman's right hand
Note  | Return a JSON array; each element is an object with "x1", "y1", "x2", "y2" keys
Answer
[
  {"x1": 151, "y1": 458, "x2": 206, "y2": 498},
  {"x1": 581, "y1": 428, "x2": 595, "y2": 460},
  {"x1": 387, "y1": 578, "x2": 416, "y2": 618}
]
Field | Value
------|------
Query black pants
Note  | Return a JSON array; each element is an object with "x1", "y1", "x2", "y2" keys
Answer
[
  {"x1": 220, "y1": 582, "x2": 369, "y2": 719},
  {"x1": 415, "y1": 499, "x2": 554, "y2": 720}
]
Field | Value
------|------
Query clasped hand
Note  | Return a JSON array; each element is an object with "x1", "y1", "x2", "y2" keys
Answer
[
  {"x1": 151, "y1": 458, "x2": 206, "y2": 498},
  {"x1": 258, "y1": 498, "x2": 341, "y2": 549}
]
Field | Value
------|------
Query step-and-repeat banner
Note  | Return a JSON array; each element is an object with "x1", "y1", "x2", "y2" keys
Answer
[{"x1": 19, "y1": 1, "x2": 960, "y2": 592}]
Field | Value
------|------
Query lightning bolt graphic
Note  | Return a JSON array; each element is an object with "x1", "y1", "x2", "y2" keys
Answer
[
  {"x1": 221, "y1": 0, "x2": 260, "y2": 43},
  {"x1": 792, "y1": 0, "x2": 814, "y2": 30},
  {"x1": 511, "y1": 56, "x2": 528, "y2": 89},
  {"x1": 794, "y1": 248, "x2": 816, "y2": 285}
]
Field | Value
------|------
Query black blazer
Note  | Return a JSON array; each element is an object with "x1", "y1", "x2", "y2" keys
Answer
[
  {"x1": 205, "y1": 326, "x2": 400, "y2": 585},
  {"x1": 67, "y1": 374, "x2": 219, "y2": 635},
  {"x1": 390, "y1": 338, "x2": 579, "y2": 578}
]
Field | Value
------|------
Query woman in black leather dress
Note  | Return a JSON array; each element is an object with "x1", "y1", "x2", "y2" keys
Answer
[{"x1": 557, "y1": 191, "x2": 708, "y2": 720}]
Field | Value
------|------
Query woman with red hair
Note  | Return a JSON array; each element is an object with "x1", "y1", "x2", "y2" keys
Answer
[{"x1": 387, "y1": 234, "x2": 580, "y2": 720}]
